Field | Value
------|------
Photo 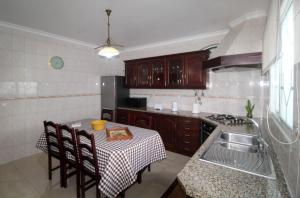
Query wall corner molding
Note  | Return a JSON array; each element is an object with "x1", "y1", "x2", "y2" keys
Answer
[
  {"x1": 229, "y1": 10, "x2": 267, "y2": 28},
  {"x1": 0, "y1": 20, "x2": 98, "y2": 48}
]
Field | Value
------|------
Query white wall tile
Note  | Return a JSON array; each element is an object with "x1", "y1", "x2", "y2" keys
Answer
[
  {"x1": 0, "y1": 49, "x2": 12, "y2": 65},
  {"x1": 12, "y1": 33, "x2": 25, "y2": 52},
  {"x1": 0, "y1": 32, "x2": 12, "y2": 50},
  {"x1": 0, "y1": 25, "x2": 116, "y2": 165}
]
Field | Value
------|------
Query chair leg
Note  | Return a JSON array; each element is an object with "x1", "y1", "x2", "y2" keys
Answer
[
  {"x1": 119, "y1": 191, "x2": 125, "y2": 198},
  {"x1": 147, "y1": 164, "x2": 151, "y2": 172},
  {"x1": 137, "y1": 171, "x2": 142, "y2": 184},
  {"x1": 76, "y1": 170, "x2": 81, "y2": 198},
  {"x1": 61, "y1": 161, "x2": 67, "y2": 188},
  {"x1": 96, "y1": 186, "x2": 101, "y2": 198},
  {"x1": 48, "y1": 153, "x2": 52, "y2": 180},
  {"x1": 80, "y1": 172, "x2": 85, "y2": 198}
]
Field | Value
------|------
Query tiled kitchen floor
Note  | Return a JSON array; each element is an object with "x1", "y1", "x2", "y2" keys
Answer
[{"x1": 0, "y1": 151, "x2": 190, "y2": 198}]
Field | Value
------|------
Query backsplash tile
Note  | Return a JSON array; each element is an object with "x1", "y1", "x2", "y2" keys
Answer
[{"x1": 131, "y1": 69, "x2": 264, "y2": 117}]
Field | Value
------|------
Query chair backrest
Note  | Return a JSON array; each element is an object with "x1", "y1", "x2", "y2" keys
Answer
[
  {"x1": 59, "y1": 125, "x2": 79, "y2": 165},
  {"x1": 43, "y1": 121, "x2": 61, "y2": 156},
  {"x1": 76, "y1": 130, "x2": 99, "y2": 176}
]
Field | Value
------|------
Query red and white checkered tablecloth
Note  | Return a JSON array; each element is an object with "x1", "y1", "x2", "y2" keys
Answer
[{"x1": 36, "y1": 119, "x2": 166, "y2": 198}]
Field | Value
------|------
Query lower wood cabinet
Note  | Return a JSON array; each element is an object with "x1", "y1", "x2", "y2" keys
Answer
[
  {"x1": 154, "y1": 115, "x2": 177, "y2": 152},
  {"x1": 116, "y1": 109, "x2": 202, "y2": 156},
  {"x1": 133, "y1": 112, "x2": 153, "y2": 129},
  {"x1": 176, "y1": 117, "x2": 200, "y2": 156},
  {"x1": 116, "y1": 109, "x2": 132, "y2": 125}
]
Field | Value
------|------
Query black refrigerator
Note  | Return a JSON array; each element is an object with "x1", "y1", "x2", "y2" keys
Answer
[{"x1": 100, "y1": 76, "x2": 129, "y2": 121}]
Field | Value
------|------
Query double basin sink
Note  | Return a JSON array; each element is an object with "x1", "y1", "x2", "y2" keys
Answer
[{"x1": 200, "y1": 131, "x2": 276, "y2": 180}]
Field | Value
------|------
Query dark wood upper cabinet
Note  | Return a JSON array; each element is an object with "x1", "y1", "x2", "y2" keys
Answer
[
  {"x1": 124, "y1": 50, "x2": 209, "y2": 89},
  {"x1": 125, "y1": 62, "x2": 137, "y2": 88},
  {"x1": 184, "y1": 52, "x2": 209, "y2": 89},
  {"x1": 151, "y1": 58, "x2": 166, "y2": 88},
  {"x1": 137, "y1": 61, "x2": 152, "y2": 88},
  {"x1": 166, "y1": 55, "x2": 185, "y2": 88}
]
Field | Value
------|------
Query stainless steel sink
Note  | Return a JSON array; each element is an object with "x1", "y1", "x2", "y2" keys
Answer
[
  {"x1": 219, "y1": 142, "x2": 259, "y2": 153},
  {"x1": 219, "y1": 132, "x2": 259, "y2": 146},
  {"x1": 199, "y1": 131, "x2": 276, "y2": 180}
]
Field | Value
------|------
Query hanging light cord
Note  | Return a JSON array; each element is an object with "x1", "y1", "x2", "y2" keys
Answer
[{"x1": 106, "y1": 9, "x2": 111, "y2": 46}]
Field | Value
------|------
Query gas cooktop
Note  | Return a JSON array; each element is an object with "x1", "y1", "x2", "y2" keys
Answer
[{"x1": 206, "y1": 114, "x2": 248, "y2": 126}]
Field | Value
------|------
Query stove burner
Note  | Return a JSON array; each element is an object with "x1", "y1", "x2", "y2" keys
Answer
[{"x1": 206, "y1": 114, "x2": 247, "y2": 126}]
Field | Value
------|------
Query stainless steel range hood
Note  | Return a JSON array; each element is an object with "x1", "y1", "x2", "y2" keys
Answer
[{"x1": 203, "y1": 15, "x2": 265, "y2": 71}]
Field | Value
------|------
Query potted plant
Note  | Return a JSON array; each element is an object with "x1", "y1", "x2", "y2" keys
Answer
[{"x1": 245, "y1": 99, "x2": 255, "y2": 118}]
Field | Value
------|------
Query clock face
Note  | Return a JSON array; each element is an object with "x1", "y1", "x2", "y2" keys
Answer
[{"x1": 49, "y1": 56, "x2": 64, "y2": 70}]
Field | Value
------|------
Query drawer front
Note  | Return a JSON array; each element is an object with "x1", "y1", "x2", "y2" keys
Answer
[
  {"x1": 178, "y1": 117, "x2": 199, "y2": 130},
  {"x1": 134, "y1": 112, "x2": 152, "y2": 129},
  {"x1": 116, "y1": 110, "x2": 131, "y2": 125}
]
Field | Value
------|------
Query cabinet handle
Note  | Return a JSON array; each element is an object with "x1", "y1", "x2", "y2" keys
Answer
[
  {"x1": 184, "y1": 127, "x2": 191, "y2": 130},
  {"x1": 184, "y1": 134, "x2": 190, "y2": 137},
  {"x1": 183, "y1": 141, "x2": 190, "y2": 144}
]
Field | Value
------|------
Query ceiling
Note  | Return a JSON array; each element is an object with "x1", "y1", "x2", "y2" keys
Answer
[{"x1": 0, "y1": 0, "x2": 270, "y2": 49}]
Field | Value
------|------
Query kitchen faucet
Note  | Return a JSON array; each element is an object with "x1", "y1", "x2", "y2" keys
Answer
[{"x1": 247, "y1": 118, "x2": 269, "y2": 150}]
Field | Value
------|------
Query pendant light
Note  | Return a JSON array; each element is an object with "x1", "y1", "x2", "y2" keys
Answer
[{"x1": 95, "y1": 9, "x2": 123, "y2": 58}]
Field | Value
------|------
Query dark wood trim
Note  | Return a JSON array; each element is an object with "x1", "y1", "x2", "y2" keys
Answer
[{"x1": 203, "y1": 52, "x2": 262, "y2": 70}]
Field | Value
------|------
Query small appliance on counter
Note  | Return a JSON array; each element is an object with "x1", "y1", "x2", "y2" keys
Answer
[
  {"x1": 101, "y1": 76, "x2": 129, "y2": 122},
  {"x1": 172, "y1": 102, "x2": 178, "y2": 112},
  {"x1": 192, "y1": 103, "x2": 201, "y2": 114},
  {"x1": 125, "y1": 97, "x2": 147, "y2": 108},
  {"x1": 154, "y1": 104, "x2": 163, "y2": 111}
]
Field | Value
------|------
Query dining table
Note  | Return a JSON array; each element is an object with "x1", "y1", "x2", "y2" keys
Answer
[{"x1": 36, "y1": 119, "x2": 167, "y2": 198}]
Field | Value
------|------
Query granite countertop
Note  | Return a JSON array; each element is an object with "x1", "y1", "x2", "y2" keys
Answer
[{"x1": 117, "y1": 107, "x2": 290, "y2": 197}]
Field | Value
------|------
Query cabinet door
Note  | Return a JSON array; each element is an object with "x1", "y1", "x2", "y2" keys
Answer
[
  {"x1": 137, "y1": 61, "x2": 151, "y2": 87},
  {"x1": 166, "y1": 55, "x2": 185, "y2": 88},
  {"x1": 125, "y1": 63, "x2": 137, "y2": 88},
  {"x1": 133, "y1": 112, "x2": 152, "y2": 129},
  {"x1": 177, "y1": 117, "x2": 200, "y2": 156},
  {"x1": 116, "y1": 109, "x2": 132, "y2": 125},
  {"x1": 184, "y1": 53, "x2": 208, "y2": 88},
  {"x1": 156, "y1": 115, "x2": 177, "y2": 151},
  {"x1": 151, "y1": 58, "x2": 166, "y2": 88}
]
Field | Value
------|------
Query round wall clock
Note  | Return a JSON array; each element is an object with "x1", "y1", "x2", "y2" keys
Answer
[{"x1": 49, "y1": 56, "x2": 64, "y2": 70}]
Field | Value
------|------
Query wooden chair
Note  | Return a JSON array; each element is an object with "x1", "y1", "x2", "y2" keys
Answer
[
  {"x1": 58, "y1": 125, "x2": 80, "y2": 198},
  {"x1": 76, "y1": 130, "x2": 150, "y2": 198},
  {"x1": 76, "y1": 130, "x2": 101, "y2": 198},
  {"x1": 43, "y1": 121, "x2": 64, "y2": 187}
]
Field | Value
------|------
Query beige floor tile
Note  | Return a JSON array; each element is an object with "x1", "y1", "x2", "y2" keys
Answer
[
  {"x1": 0, "y1": 180, "x2": 40, "y2": 198},
  {"x1": 0, "y1": 151, "x2": 190, "y2": 198},
  {"x1": 0, "y1": 163, "x2": 24, "y2": 182}
]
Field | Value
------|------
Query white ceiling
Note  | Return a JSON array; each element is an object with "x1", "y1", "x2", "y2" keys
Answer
[{"x1": 0, "y1": 0, "x2": 270, "y2": 49}]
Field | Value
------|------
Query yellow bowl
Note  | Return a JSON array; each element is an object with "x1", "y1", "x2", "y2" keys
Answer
[{"x1": 91, "y1": 120, "x2": 107, "y2": 131}]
